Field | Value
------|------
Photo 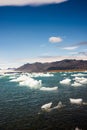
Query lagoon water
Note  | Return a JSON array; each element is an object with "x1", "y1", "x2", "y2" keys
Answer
[{"x1": 0, "y1": 72, "x2": 87, "y2": 130}]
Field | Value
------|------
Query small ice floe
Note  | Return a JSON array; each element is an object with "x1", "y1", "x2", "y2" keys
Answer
[
  {"x1": 74, "y1": 77, "x2": 85, "y2": 81},
  {"x1": 10, "y1": 74, "x2": 42, "y2": 89},
  {"x1": 60, "y1": 78, "x2": 71, "y2": 85},
  {"x1": 71, "y1": 82, "x2": 82, "y2": 87},
  {"x1": 75, "y1": 127, "x2": 82, "y2": 130},
  {"x1": 41, "y1": 102, "x2": 52, "y2": 112},
  {"x1": 40, "y1": 86, "x2": 58, "y2": 91},
  {"x1": 10, "y1": 75, "x2": 28, "y2": 82},
  {"x1": 78, "y1": 78, "x2": 87, "y2": 85},
  {"x1": 52, "y1": 101, "x2": 65, "y2": 110},
  {"x1": 41, "y1": 101, "x2": 65, "y2": 112},
  {"x1": 69, "y1": 98, "x2": 83, "y2": 105},
  {"x1": 71, "y1": 73, "x2": 87, "y2": 77},
  {"x1": 72, "y1": 77, "x2": 87, "y2": 86},
  {"x1": 31, "y1": 72, "x2": 54, "y2": 77},
  {"x1": 19, "y1": 77, "x2": 42, "y2": 89}
]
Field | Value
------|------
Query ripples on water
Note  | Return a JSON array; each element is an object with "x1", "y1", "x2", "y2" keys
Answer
[{"x1": 0, "y1": 72, "x2": 87, "y2": 130}]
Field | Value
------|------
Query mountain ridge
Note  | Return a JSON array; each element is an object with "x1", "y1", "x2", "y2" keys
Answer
[{"x1": 16, "y1": 59, "x2": 87, "y2": 72}]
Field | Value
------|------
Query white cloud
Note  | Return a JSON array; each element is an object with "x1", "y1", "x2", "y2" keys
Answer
[
  {"x1": 16, "y1": 55, "x2": 87, "y2": 64},
  {"x1": 49, "y1": 37, "x2": 63, "y2": 43},
  {"x1": 0, "y1": 0, "x2": 68, "y2": 6},
  {"x1": 62, "y1": 46, "x2": 78, "y2": 50},
  {"x1": 69, "y1": 52, "x2": 78, "y2": 55}
]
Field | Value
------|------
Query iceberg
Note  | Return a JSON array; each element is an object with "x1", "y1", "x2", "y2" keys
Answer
[
  {"x1": 52, "y1": 101, "x2": 65, "y2": 109},
  {"x1": 72, "y1": 77, "x2": 87, "y2": 86},
  {"x1": 71, "y1": 82, "x2": 82, "y2": 87},
  {"x1": 70, "y1": 98, "x2": 83, "y2": 105},
  {"x1": 10, "y1": 75, "x2": 28, "y2": 82},
  {"x1": 41, "y1": 102, "x2": 52, "y2": 111},
  {"x1": 31, "y1": 72, "x2": 54, "y2": 77},
  {"x1": 71, "y1": 73, "x2": 87, "y2": 77},
  {"x1": 41, "y1": 101, "x2": 65, "y2": 112},
  {"x1": 60, "y1": 78, "x2": 71, "y2": 85},
  {"x1": 19, "y1": 77, "x2": 42, "y2": 88},
  {"x1": 40, "y1": 86, "x2": 58, "y2": 91}
]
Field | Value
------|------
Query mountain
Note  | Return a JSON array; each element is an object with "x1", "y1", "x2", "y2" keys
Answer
[{"x1": 16, "y1": 59, "x2": 87, "y2": 72}]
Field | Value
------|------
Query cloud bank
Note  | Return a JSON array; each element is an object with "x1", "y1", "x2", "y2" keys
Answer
[
  {"x1": 49, "y1": 36, "x2": 63, "y2": 43},
  {"x1": 76, "y1": 41, "x2": 87, "y2": 46},
  {"x1": 62, "y1": 46, "x2": 78, "y2": 50},
  {"x1": 0, "y1": 0, "x2": 68, "y2": 6},
  {"x1": 16, "y1": 55, "x2": 87, "y2": 64}
]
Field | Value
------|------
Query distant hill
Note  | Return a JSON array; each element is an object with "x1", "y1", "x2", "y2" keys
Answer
[{"x1": 16, "y1": 59, "x2": 87, "y2": 72}]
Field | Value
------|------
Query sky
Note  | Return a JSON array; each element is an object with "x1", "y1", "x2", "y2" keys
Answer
[{"x1": 0, "y1": 0, "x2": 87, "y2": 69}]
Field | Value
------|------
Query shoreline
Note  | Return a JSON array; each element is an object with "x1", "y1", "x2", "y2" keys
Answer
[
  {"x1": 48, "y1": 69, "x2": 87, "y2": 73},
  {"x1": 0, "y1": 69, "x2": 87, "y2": 74},
  {"x1": 15, "y1": 69, "x2": 87, "y2": 73}
]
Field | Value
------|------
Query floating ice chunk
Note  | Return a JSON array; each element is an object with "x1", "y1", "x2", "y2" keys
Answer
[
  {"x1": 19, "y1": 77, "x2": 42, "y2": 88},
  {"x1": 10, "y1": 75, "x2": 28, "y2": 82},
  {"x1": 52, "y1": 101, "x2": 65, "y2": 109},
  {"x1": 70, "y1": 98, "x2": 83, "y2": 105},
  {"x1": 31, "y1": 72, "x2": 54, "y2": 77},
  {"x1": 41, "y1": 102, "x2": 52, "y2": 111},
  {"x1": 71, "y1": 73, "x2": 87, "y2": 77},
  {"x1": 56, "y1": 101, "x2": 64, "y2": 109},
  {"x1": 74, "y1": 77, "x2": 85, "y2": 81},
  {"x1": 10, "y1": 74, "x2": 42, "y2": 89},
  {"x1": 40, "y1": 86, "x2": 58, "y2": 91},
  {"x1": 78, "y1": 79, "x2": 87, "y2": 85},
  {"x1": 73, "y1": 77, "x2": 87, "y2": 85},
  {"x1": 41, "y1": 101, "x2": 65, "y2": 112},
  {"x1": 60, "y1": 78, "x2": 71, "y2": 85},
  {"x1": 17, "y1": 75, "x2": 29, "y2": 81},
  {"x1": 71, "y1": 82, "x2": 82, "y2": 87}
]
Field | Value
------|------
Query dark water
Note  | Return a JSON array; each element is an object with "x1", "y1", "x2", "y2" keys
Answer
[{"x1": 0, "y1": 72, "x2": 87, "y2": 130}]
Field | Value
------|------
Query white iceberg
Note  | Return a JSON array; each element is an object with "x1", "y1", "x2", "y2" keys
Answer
[
  {"x1": 52, "y1": 101, "x2": 65, "y2": 110},
  {"x1": 74, "y1": 76, "x2": 85, "y2": 82},
  {"x1": 31, "y1": 72, "x2": 54, "y2": 77},
  {"x1": 71, "y1": 73, "x2": 87, "y2": 77},
  {"x1": 73, "y1": 77, "x2": 87, "y2": 86},
  {"x1": 41, "y1": 101, "x2": 65, "y2": 112},
  {"x1": 10, "y1": 75, "x2": 28, "y2": 82},
  {"x1": 70, "y1": 98, "x2": 83, "y2": 105},
  {"x1": 71, "y1": 82, "x2": 82, "y2": 87},
  {"x1": 19, "y1": 77, "x2": 42, "y2": 88},
  {"x1": 41, "y1": 102, "x2": 52, "y2": 111},
  {"x1": 78, "y1": 78, "x2": 87, "y2": 85},
  {"x1": 10, "y1": 74, "x2": 42, "y2": 89},
  {"x1": 60, "y1": 78, "x2": 71, "y2": 85},
  {"x1": 40, "y1": 86, "x2": 58, "y2": 91}
]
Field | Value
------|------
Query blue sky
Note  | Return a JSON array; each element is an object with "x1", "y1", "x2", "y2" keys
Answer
[{"x1": 0, "y1": 0, "x2": 87, "y2": 68}]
